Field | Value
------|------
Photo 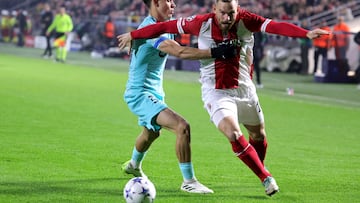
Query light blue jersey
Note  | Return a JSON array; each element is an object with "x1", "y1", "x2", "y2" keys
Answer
[{"x1": 124, "y1": 16, "x2": 174, "y2": 131}]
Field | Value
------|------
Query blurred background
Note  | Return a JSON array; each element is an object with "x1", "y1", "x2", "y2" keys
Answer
[{"x1": 1, "y1": 0, "x2": 360, "y2": 83}]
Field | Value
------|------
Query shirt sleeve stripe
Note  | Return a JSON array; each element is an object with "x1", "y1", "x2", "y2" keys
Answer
[
  {"x1": 261, "y1": 19, "x2": 271, "y2": 32},
  {"x1": 154, "y1": 36, "x2": 168, "y2": 49},
  {"x1": 177, "y1": 17, "x2": 185, "y2": 34}
]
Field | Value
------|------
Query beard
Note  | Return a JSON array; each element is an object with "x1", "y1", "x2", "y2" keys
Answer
[{"x1": 220, "y1": 23, "x2": 232, "y2": 31}]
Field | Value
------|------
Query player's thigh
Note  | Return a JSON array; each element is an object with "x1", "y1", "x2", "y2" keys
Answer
[
  {"x1": 217, "y1": 113, "x2": 243, "y2": 141},
  {"x1": 156, "y1": 108, "x2": 187, "y2": 132},
  {"x1": 203, "y1": 89, "x2": 238, "y2": 128},
  {"x1": 237, "y1": 99, "x2": 264, "y2": 126}
]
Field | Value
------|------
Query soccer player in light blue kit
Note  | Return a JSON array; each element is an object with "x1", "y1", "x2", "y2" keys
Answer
[{"x1": 121, "y1": 0, "x2": 236, "y2": 194}]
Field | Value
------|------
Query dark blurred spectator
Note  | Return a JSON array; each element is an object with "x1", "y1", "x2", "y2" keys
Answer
[
  {"x1": 298, "y1": 20, "x2": 312, "y2": 74},
  {"x1": 91, "y1": 39, "x2": 107, "y2": 58},
  {"x1": 275, "y1": 7, "x2": 292, "y2": 20},
  {"x1": 41, "y1": 3, "x2": 54, "y2": 58},
  {"x1": 356, "y1": 31, "x2": 360, "y2": 89},
  {"x1": 129, "y1": 0, "x2": 147, "y2": 16},
  {"x1": 282, "y1": 0, "x2": 299, "y2": 17},
  {"x1": 355, "y1": 30, "x2": 360, "y2": 46},
  {"x1": 72, "y1": 18, "x2": 93, "y2": 51},
  {"x1": 16, "y1": 10, "x2": 28, "y2": 47},
  {"x1": 253, "y1": 32, "x2": 265, "y2": 88}
]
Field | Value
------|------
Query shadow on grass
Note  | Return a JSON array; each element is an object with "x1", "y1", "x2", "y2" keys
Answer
[
  {"x1": 0, "y1": 178, "x2": 275, "y2": 202},
  {"x1": 0, "y1": 177, "x2": 128, "y2": 196},
  {"x1": 154, "y1": 185, "x2": 269, "y2": 202}
]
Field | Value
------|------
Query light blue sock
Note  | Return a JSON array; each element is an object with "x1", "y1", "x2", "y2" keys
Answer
[
  {"x1": 179, "y1": 162, "x2": 195, "y2": 181},
  {"x1": 131, "y1": 147, "x2": 146, "y2": 168}
]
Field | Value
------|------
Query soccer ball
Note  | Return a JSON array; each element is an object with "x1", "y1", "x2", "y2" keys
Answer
[{"x1": 123, "y1": 177, "x2": 156, "y2": 203}]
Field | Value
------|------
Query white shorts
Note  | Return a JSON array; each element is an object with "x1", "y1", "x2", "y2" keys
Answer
[{"x1": 202, "y1": 86, "x2": 264, "y2": 127}]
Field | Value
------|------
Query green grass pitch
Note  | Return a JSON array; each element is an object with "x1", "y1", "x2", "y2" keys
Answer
[{"x1": 0, "y1": 45, "x2": 360, "y2": 202}]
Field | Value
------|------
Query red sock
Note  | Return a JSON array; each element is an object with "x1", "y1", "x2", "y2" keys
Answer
[
  {"x1": 231, "y1": 136, "x2": 271, "y2": 182},
  {"x1": 249, "y1": 137, "x2": 267, "y2": 165}
]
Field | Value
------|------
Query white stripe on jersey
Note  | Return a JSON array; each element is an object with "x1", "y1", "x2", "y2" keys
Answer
[
  {"x1": 261, "y1": 19, "x2": 272, "y2": 32},
  {"x1": 197, "y1": 19, "x2": 214, "y2": 50},
  {"x1": 177, "y1": 18, "x2": 185, "y2": 34}
]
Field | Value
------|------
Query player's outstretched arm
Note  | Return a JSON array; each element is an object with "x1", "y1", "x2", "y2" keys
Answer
[
  {"x1": 265, "y1": 20, "x2": 330, "y2": 38},
  {"x1": 117, "y1": 20, "x2": 178, "y2": 51},
  {"x1": 117, "y1": 32, "x2": 237, "y2": 59},
  {"x1": 117, "y1": 19, "x2": 236, "y2": 59}
]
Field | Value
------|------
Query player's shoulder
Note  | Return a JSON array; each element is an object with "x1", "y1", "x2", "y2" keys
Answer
[
  {"x1": 237, "y1": 8, "x2": 266, "y2": 26},
  {"x1": 237, "y1": 8, "x2": 260, "y2": 19},
  {"x1": 138, "y1": 16, "x2": 156, "y2": 29}
]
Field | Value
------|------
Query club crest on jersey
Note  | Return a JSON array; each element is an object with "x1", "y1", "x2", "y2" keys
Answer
[
  {"x1": 185, "y1": 15, "x2": 196, "y2": 22},
  {"x1": 181, "y1": 16, "x2": 196, "y2": 26}
]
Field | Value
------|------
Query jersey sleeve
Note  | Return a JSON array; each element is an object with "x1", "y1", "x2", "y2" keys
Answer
[
  {"x1": 264, "y1": 20, "x2": 308, "y2": 38},
  {"x1": 239, "y1": 9, "x2": 309, "y2": 38},
  {"x1": 176, "y1": 14, "x2": 210, "y2": 36},
  {"x1": 131, "y1": 14, "x2": 209, "y2": 39},
  {"x1": 239, "y1": 9, "x2": 266, "y2": 32},
  {"x1": 131, "y1": 20, "x2": 174, "y2": 49},
  {"x1": 131, "y1": 20, "x2": 179, "y2": 39}
]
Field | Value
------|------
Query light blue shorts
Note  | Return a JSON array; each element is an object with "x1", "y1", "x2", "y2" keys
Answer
[{"x1": 124, "y1": 90, "x2": 167, "y2": 132}]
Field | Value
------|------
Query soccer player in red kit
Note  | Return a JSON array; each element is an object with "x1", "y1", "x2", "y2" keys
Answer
[{"x1": 118, "y1": 0, "x2": 329, "y2": 196}]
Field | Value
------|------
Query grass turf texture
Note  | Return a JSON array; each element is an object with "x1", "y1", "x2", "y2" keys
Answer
[{"x1": 1, "y1": 45, "x2": 360, "y2": 202}]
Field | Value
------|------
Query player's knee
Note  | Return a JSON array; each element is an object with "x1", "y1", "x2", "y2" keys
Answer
[
  {"x1": 250, "y1": 130, "x2": 266, "y2": 141},
  {"x1": 176, "y1": 120, "x2": 190, "y2": 139},
  {"x1": 233, "y1": 131, "x2": 243, "y2": 140},
  {"x1": 224, "y1": 130, "x2": 241, "y2": 142},
  {"x1": 142, "y1": 130, "x2": 160, "y2": 144}
]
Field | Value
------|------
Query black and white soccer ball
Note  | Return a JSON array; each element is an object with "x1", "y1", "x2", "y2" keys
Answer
[{"x1": 123, "y1": 177, "x2": 156, "y2": 203}]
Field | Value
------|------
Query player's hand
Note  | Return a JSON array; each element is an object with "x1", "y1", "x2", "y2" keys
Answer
[
  {"x1": 211, "y1": 41, "x2": 237, "y2": 59},
  {"x1": 117, "y1": 33, "x2": 132, "y2": 52},
  {"x1": 307, "y1": 28, "x2": 330, "y2": 39}
]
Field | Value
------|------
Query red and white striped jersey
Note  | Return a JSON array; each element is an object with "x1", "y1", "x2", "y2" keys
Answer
[{"x1": 175, "y1": 9, "x2": 269, "y2": 89}]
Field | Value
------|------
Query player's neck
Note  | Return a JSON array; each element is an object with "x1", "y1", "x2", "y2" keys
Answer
[{"x1": 149, "y1": 10, "x2": 169, "y2": 22}]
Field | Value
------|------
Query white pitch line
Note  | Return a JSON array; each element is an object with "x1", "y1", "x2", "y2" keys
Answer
[{"x1": 262, "y1": 89, "x2": 360, "y2": 108}]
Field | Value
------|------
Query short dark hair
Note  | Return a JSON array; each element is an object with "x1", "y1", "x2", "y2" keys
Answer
[{"x1": 143, "y1": 0, "x2": 151, "y2": 8}]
